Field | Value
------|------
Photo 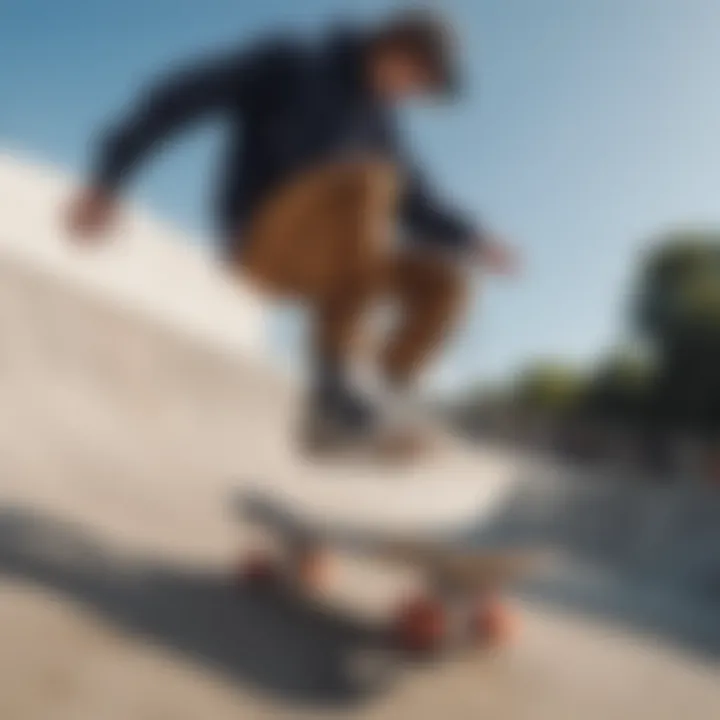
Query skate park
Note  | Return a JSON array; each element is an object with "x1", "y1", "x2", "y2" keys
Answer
[{"x1": 1, "y1": 153, "x2": 718, "y2": 719}]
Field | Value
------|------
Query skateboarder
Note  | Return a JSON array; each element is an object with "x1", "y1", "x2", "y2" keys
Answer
[{"x1": 67, "y1": 9, "x2": 517, "y2": 454}]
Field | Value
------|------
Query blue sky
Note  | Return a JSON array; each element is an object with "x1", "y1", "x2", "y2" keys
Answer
[{"x1": 3, "y1": 0, "x2": 720, "y2": 391}]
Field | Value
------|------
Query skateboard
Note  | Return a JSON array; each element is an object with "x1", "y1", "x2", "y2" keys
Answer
[{"x1": 232, "y1": 490, "x2": 545, "y2": 656}]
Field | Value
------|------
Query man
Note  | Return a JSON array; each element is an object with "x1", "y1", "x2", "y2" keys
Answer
[{"x1": 68, "y1": 10, "x2": 516, "y2": 455}]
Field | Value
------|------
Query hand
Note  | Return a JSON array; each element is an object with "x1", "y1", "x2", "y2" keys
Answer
[
  {"x1": 476, "y1": 236, "x2": 519, "y2": 276},
  {"x1": 65, "y1": 187, "x2": 117, "y2": 244}
]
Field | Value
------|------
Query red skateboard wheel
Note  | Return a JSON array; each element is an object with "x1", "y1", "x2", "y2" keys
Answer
[
  {"x1": 296, "y1": 548, "x2": 334, "y2": 590},
  {"x1": 237, "y1": 551, "x2": 280, "y2": 589},
  {"x1": 472, "y1": 596, "x2": 519, "y2": 646},
  {"x1": 392, "y1": 595, "x2": 447, "y2": 654}
]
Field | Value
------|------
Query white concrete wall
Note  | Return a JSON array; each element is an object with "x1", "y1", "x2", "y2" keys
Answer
[{"x1": 0, "y1": 151, "x2": 265, "y2": 357}]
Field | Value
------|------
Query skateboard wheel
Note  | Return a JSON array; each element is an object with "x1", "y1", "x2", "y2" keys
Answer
[
  {"x1": 237, "y1": 551, "x2": 280, "y2": 590},
  {"x1": 471, "y1": 596, "x2": 518, "y2": 646},
  {"x1": 391, "y1": 596, "x2": 447, "y2": 655}
]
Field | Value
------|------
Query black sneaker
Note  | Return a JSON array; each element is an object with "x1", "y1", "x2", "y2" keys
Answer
[{"x1": 301, "y1": 384, "x2": 378, "y2": 452}]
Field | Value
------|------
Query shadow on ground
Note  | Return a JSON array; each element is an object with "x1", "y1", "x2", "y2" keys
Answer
[{"x1": 0, "y1": 505, "x2": 395, "y2": 711}]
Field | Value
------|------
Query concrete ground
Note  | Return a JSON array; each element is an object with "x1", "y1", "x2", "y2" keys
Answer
[{"x1": 1, "y1": 253, "x2": 719, "y2": 720}]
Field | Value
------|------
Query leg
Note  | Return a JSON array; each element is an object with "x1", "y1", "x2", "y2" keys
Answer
[
  {"x1": 310, "y1": 159, "x2": 399, "y2": 370},
  {"x1": 239, "y1": 158, "x2": 399, "y2": 302},
  {"x1": 239, "y1": 158, "x2": 401, "y2": 443},
  {"x1": 381, "y1": 250, "x2": 469, "y2": 387},
  {"x1": 307, "y1": 160, "x2": 402, "y2": 439}
]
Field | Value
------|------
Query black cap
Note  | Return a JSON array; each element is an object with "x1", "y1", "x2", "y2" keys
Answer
[{"x1": 371, "y1": 8, "x2": 462, "y2": 98}]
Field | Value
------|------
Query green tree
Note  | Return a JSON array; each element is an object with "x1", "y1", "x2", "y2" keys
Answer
[
  {"x1": 582, "y1": 350, "x2": 653, "y2": 423},
  {"x1": 513, "y1": 360, "x2": 586, "y2": 415},
  {"x1": 634, "y1": 231, "x2": 720, "y2": 436},
  {"x1": 637, "y1": 232, "x2": 720, "y2": 339}
]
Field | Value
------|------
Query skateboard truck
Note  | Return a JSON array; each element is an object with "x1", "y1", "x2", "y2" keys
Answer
[{"x1": 234, "y1": 489, "x2": 534, "y2": 656}]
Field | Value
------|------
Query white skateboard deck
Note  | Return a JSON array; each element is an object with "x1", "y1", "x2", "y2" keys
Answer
[{"x1": 236, "y1": 489, "x2": 546, "y2": 592}]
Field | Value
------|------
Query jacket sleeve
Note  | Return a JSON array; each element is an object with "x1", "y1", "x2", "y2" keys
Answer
[
  {"x1": 91, "y1": 40, "x2": 293, "y2": 192},
  {"x1": 400, "y1": 163, "x2": 480, "y2": 251}
]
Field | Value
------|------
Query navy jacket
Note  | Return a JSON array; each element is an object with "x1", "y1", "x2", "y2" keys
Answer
[{"x1": 93, "y1": 30, "x2": 477, "y2": 253}]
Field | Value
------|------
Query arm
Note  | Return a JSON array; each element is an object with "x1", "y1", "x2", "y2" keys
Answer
[
  {"x1": 400, "y1": 162, "x2": 518, "y2": 274},
  {"x1": 68, "y1": 39, "x2": 295, "y2": 240},
  {"x1": 92, "y1": 43, "x2": 276, "y2": 192},
  {"x1": 401, "y1": 164, "x2": 479, "y2": 251}
]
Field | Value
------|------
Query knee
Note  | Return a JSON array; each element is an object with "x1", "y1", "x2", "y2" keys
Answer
[
  {"x1": 406, "y1": 255, "x2": 468, "y2": 317},
  {"x1": 430, "y1": 268, "x2": 467, "y2": 326},
  {"x1": 338, "y1": 158, "x2": 402, "y2": 208},
  {"x1": 362, "y1": 158, "x2": 402, "y2": 201}
]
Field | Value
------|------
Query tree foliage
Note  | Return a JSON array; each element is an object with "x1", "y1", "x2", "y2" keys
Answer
[
  {"x1": 581, "y1": 351, "x2": 653, "y2": 423},
  {"x1": 634, "y1": 231, "x2": 720, "y2": 435},
  {"x1": 636, "y1": 231, "x2": 720, "y2": 342},
  {"x1": 457, "y1": 229, "x2": 720, "y2": 441},
  {"x1": 513, "y1": 360, "x2": 586, "y2": 415}
]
